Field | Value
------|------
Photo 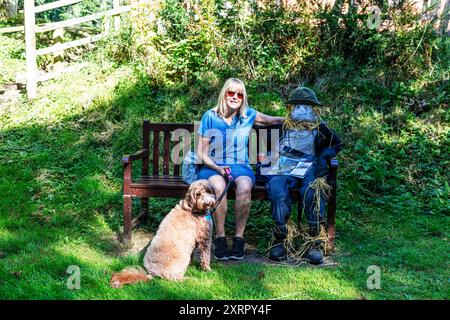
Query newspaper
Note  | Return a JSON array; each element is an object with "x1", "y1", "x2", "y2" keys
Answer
[{"x1": 260, "y1": 155, "x2": 313, "y2": 179}]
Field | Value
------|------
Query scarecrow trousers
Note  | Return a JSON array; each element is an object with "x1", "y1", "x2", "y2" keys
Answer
[{"x1": 266, "y1": 165, "x2": 326, "y2": 236}]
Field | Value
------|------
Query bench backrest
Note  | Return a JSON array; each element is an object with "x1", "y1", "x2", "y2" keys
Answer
[{"x1": 142, "y1": 121, "x2": 282, "y2": 176}]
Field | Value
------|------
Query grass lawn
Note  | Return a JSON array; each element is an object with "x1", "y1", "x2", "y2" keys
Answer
[{"x1": 0, "y1": 59, "x2": 448, "y2": 300}]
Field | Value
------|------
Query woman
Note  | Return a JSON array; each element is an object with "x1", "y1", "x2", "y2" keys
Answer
[{"x1": 196, "y1": 78, "x2": 283, "y2": 260}]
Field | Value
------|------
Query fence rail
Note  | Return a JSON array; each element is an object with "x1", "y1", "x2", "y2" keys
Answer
[
  {"x1": 35, "y1": 5, "x2": 130, "y2": 33},
  {"x1": 0, "y1": 25, "x2": 24, "y2": 33},
  {"x1": 34, "y1": 0, "x2": 83, "y2": 13},
  {"x1": 36, "y1": 33, "x2": 105, "y2": 56}
]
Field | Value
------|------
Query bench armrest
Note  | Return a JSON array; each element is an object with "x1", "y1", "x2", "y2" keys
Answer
[
  {"x1": 327, "y1": 157, "x2": 338, "y2": 182},
  {"x1": 329, "y1": 158, "x2": 339, "y2": 169},
  {"x1": 122, "y1": 149, "x2": 148, "y2": 164}
]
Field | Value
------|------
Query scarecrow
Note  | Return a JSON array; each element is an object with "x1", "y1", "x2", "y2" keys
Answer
[{"x1": 264, "y1": 87, "x2": 342, "y2": 264}]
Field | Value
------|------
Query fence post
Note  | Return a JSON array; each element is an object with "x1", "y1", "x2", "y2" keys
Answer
[
  {"x1": 24, "y1": 0, "x2": 37, "y2": 99},
  {"x1": 113, "y1": 0, "x2": 120, "y2": 31},
  {"x1": 101, "y1": 0, "x2": 110, "y2": 34}
]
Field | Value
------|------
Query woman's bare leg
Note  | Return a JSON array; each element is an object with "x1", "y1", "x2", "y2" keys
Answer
[
  {"x1": 208, "y1": 175, "x2": 227, "y2": 237},
  {"x1": 234, "y1": 176, "x2": 253, "y2": 238}
]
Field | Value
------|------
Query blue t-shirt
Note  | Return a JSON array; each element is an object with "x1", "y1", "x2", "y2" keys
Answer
[{"x1": 198, "y1": 107, "x2": 257, "y2": 166}]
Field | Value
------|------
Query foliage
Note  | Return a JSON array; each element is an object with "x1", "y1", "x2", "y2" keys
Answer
[
  {"x1": 0, "y1": 34, "x2": 25, "y2": 82},
  {"x1": 126, "y1": 0, "x2": 447, "y2": 86}
]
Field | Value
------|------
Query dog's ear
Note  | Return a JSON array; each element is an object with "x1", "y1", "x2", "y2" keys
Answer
[
  {"x1": 206, "y1": 183, "x2": 214, "y2": 195},
  {"x1": 200, "y1": 180, "x2": 214, "y2": 195},
  {"x1": 193, "y1": 180, "x2": 208, "y2": 195},
  {"x1": 188, "y1": 188, "x2": 196, "y2": 208},
  {"x1": 182, "y1": 183, "x2": 197, "y2": 211}
]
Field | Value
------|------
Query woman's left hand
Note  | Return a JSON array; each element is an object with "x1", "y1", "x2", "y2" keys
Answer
[{"x1": 254, "y1": 112, "x2": 284, "y2": 126}]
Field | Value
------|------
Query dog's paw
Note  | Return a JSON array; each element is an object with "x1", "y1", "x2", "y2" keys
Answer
[
  {"x1": 201, "y1": 265, "x2": 212, "y2": 272},
  {"x1": 110, "y1": 275, "x2": 123, "y2": 288},
  {"x1": 110, "y1": 280, "x2": 122, "y2": 288}
]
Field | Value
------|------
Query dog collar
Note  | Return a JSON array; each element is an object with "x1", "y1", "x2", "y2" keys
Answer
[{"x1": 192, "y1": 209, "x2": 212, "y2": 221}]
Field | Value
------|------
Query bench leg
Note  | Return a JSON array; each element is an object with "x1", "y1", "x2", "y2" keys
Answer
[
  {"x1": 131, "y1": 197, "x2": 149, "y2": 228},
  {"x1": 141, "y1": 197, "x2": 149, "y2": 222},
  {"x1": 123, "y1": 194, "x2": 132, "y2": 243},
  {"x1": 297, "y1": 199, "x2": 303, "y2": 227},
  {"x1": 327, "y1": 211, "x2": 336, "y2": 252},
  {"x1": 327, "y1": 184, "x2": 337, "y2": 253}
]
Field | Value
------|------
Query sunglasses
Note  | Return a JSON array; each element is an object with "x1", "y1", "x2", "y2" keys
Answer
[{"x1": 226, "y1": 91, "x2": 244, "y2": 100}]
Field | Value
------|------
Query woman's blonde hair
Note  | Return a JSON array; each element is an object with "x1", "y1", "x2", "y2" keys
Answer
[{"x1": 214, "y1": 78, "x2": 248, "y2": 118}]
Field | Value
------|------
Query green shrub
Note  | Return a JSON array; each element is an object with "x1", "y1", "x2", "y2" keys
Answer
[{"x1": 0, "y1": 35, "x2": 25, "y2": 83}]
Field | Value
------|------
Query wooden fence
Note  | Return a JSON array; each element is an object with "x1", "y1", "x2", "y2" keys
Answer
[{"x1": 1, "y1": 0, "x2": 130, "y2": 99}]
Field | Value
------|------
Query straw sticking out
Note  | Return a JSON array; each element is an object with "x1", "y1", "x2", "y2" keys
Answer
[{"x1": 267, "y1": 220, "x2": 330, "y2": 264}]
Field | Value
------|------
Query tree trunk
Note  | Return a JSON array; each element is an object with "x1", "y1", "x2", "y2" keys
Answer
[
  {"x1": 438, "y1": 0, "x2": 449, "y2": 35},
  {"x1": 5, "y1": 0, "x2": 19, "y2": 17}
]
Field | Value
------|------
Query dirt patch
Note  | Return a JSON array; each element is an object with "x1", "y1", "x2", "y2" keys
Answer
[
  {"x1": 114, "y1": 230, "x2": 154, "y2": 256},
  {"x1": 211, "y1": 250, "x2": 337, "y2": 268},
  {"x1": 194, "y1": 242, "x2": 338, "y2": 268},
  {"x1": 116, "y1": 231, "x2": 337, "y2": 267}
]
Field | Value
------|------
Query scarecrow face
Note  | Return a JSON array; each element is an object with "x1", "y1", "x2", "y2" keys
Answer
[{"x1": 290, "y1": 104, "x2": 317, "y2": 123}]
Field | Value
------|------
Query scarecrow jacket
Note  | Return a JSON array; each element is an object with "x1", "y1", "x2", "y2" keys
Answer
[
  {"x1": 255, "y1": 122, "x2": 342, "y2": 182},
  {"x1": 314, "y1": 122, "x2": 343, "y2": 177}
]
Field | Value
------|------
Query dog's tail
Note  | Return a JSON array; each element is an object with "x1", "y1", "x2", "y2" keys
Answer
[{"x1": 110, "y1": 266, "x2": 152, "y2": 288}]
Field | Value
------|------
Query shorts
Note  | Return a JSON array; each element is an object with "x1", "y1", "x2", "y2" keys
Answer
[{"x1": 197, "y1": 164, "x2": 256, "y2": 185}]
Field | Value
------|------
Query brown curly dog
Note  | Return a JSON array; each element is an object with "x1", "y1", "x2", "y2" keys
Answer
[{"x1": 111, "y1": 179, "x2": 216, "y2": 288}]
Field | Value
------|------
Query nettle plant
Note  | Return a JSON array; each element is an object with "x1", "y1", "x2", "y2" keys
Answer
[
  {"x1": 366, "y1": 0, "x2": 444, "y2": 31},
  {"x1": 129, "y1": 0, "x2": 224, "y2": 84},
  {"x1": 127, "y1": 0, "x2": 443, "y2": 87},
  {"x1": 128, "y1": 0, "x2": 323, "y2": 84}
]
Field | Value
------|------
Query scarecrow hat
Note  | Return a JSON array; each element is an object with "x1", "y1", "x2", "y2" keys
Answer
[{"x1": 287, "y1": 87, "x2": 322, "y2": 106}]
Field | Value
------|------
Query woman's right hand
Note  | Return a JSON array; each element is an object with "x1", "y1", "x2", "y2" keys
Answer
[{"x1": 216, "y1": 165, "x2": 231, "y2": 178}]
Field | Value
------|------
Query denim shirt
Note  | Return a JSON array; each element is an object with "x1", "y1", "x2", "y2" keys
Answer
[{"x1": 198, "y1": 107, "x2": 257, "y2": 166}]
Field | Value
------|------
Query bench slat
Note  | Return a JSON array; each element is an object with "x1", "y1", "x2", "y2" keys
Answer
[
  {"x1": 163, "y1": 131, "x2": 170, "y2": 175},
  {"x1": 174, "y1": 164, "x2": 180, "y2": 176},
  {"x1": 149, "y1": 123, "x2": 194, "y2": 132},
  {"x1": 129, "y1": 175, "x2": 301, "y2": 201},
  {"x1": 142, "y1": 120, "x2": 150, "y2": 175},
  {"x1": 152, "y1": 130, "x2": 160, "y2": 175},
  {"x1": 256, "y1": 128, "x2": 260, "y2": 155}
]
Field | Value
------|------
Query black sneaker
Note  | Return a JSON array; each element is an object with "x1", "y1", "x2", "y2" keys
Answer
[
  {"x1": 214, "y1": 237, "x2": 229, "y2": 260},
  {"x1": 229, "y1": 237, "x2": 245, "y2": 260}
]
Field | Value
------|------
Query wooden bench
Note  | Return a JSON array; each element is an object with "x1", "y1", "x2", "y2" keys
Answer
[{"x1": 122, "y1": 120, "x2": 338, "y2": 251}]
